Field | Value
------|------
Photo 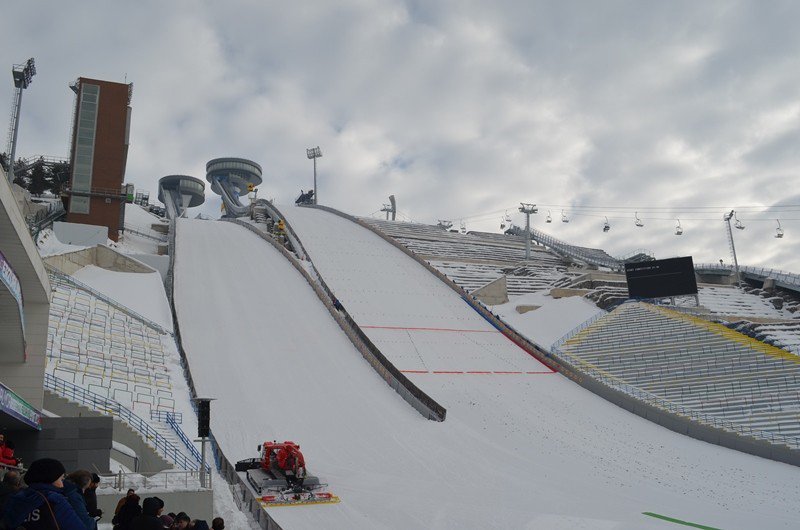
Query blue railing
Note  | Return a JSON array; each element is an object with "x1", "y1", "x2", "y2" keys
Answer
[
  {"x1": 165, "y1": 413, "x2": 209, "y2": 472},
  {"x1": 44, "y1": 373, "x2": 203, "y2": 470},
  {"x1": 46, "y1": 265, "x2": 172, "y2": 336},
  {"x1": 150, "y1": 410, "x2": 183, "y2": 423}
]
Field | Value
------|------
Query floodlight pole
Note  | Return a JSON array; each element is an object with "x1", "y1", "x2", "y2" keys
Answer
[
  {"x1": 306, "y1": 146, "x2": 322, "y2": 205},
  {"x1": 723, "y1": 210, "x2": 742, "y2": 288},
  {"x1": 519, "y1": 203, "x2": 538, "y2": 260},
  {"x1": 6, "y1": 58, "x2": 36, "y2": 182}
]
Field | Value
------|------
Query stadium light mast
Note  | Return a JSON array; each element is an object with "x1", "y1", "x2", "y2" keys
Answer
[
  {"x1": 306, "y1": 146, "x2": 322, "y2": 205},
  {"x1": 519, "y1": 203, "x2": 538, "y2": 260},
  {"x1": 6, "y1": 58, "x2": 36, "y2": 182},
  {"x1": 723, "y1": 210, "x2": 742, "y2": 288}
]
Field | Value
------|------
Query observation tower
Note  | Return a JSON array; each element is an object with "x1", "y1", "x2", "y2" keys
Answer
[
  {"x1": 158, "y1": 175, "x2": 205, "y2": 219},
  {"x1": 206, "y1": 157, "x2": 262, "y2": 217}
]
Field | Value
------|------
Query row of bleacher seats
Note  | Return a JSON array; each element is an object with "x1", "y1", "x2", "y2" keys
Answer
[
  {"x1": 555, "y1": 302, "x2": 800, "y2": 443},
  {"x1": 360, "y1": 218, "x2": 576, "y2": 296},
  {"x1": 47, "y1": 275, "x2": 175, "y2": 418}
]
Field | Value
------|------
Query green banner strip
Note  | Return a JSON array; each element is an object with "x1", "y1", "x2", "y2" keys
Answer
[{"x1": 642, "y1": 512, "x2": 721, "y2": 530}]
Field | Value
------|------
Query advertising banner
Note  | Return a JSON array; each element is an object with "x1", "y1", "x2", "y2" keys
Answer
[
  {"x1": 0, "y1": 250, "x2": 25, "y2": 337},
  {"x1": 0, "y1": 382, "x2": 42, "y2": 430}
]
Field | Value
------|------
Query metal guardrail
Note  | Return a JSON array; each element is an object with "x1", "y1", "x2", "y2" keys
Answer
[
  {"x1": 108, "y1": 468, "x2": 209, "y2": 491},
  {"x1": 166, "y1": 413, "x2": 209, "y2": 472},
  {"x1": 46, "y1": 264, "x2": 172, "y2": 336},
  {"x1": 123, "y1": 223, "x2": 168, "y2": 242},
  {"x1": 26, "y1": 201, "x2": 65, "y2": 232},
  {"x1": 695, "y1": 262, "x2": 800, "y2": 289},
  {"x1": 44, "y1": 373, "x2": 205, "y2": 470},
  {"x1": 150, "y1": 410, "x2": 183, "y2": 423},
  {"x1": 528, "y1": 227, "x2": 623, "y2": 270}
]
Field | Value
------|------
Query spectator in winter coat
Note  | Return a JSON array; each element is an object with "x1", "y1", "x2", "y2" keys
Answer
[
  {"x1": 63, "y1": 470, "x2": 96, "y2": 529},
  {"x1": 210, "y1": 517, "x2": 224, "y2": 530},
  {"x1": 83, "y1": 473, "x2": 102, "y2": 519},
  {"x1": 0, "y1": 470, "x2": 22, "y2": 513},
  {"x1": 2, "y1": 457, "x2": 86, "y2": 530},
  {"x1": 129, "y1": 496, "x2": 164, "y2": 530},
  {"x1": 190, "y1": 520, "x2": 209, "y2": 530},
  {"x1": 114, "y1": 489, "x2": 136, "y2": 516},
  {"x1": 112, "y1": 493, "x2": 141, "y2": 530},
  {"x1": 0, "y1": 440, "x2": 20, "y2": 467}
]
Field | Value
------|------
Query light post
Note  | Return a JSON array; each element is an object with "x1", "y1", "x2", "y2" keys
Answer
[
  {"x1": 519, "y1": 203, "x2": 538, "y2": 260},
  {"x1": 6, "y1": 58, "x2": 36, "y2": 182},
  {"x1": 723, "y1": 210, "x2": 742, "y2": 288},
  {"x1": 306, "y1": 146, "x2": 322, "y2": 205}
]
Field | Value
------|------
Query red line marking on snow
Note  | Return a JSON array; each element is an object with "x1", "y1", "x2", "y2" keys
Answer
[
  {"x1": 362, "y1": 325, "x2": 499, "y2": 333},
  {"x1": 499, "y1": 332, "x2": 558, "y2": 373},
  {"x1": 400, "y1": 370, "x2": 557, "y2": 375}
]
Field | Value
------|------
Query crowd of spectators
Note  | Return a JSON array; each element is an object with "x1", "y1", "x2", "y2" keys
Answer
[{"x1": 0, "y1": 454, "x2": 224, "y2": 530}]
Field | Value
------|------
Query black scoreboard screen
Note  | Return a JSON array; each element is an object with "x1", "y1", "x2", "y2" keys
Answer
[{"x1": 625, "y1": 256, "x2": 698, "y2": 299}]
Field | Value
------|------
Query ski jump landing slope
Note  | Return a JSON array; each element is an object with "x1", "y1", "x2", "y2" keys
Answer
[{"x1": 270, "y1": 205, "x2": 800, "y2": 529}]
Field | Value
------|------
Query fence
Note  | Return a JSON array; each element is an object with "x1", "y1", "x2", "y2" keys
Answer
[
  {"x1": 44, "y1": 373, "x2": 204, "y2": 471},
  {"x1": 107, "y1": 468, "x2": 210, "y2": 491}
]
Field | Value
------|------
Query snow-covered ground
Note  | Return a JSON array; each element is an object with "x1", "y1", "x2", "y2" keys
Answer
[{"x1": 170, "y1": 211, "x2": 800, "y2": 529}]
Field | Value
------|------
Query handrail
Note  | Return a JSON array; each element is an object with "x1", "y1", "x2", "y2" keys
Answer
[
  {"x1": 123, "y1": 223, "x2": 167, "y2": 242},
  {"x1": 44, "y1": 373, "x2": 204, "y2": 469},
  {"x1": 512, "y1": 225, "x2": 624, "y2": 270},
  {"x1": 695, "y1": 262, "x2": 800, "y2": 289},
  {"x1": 45, "y1": 264, "x2": 172, "y2": 336},
  {"x1": 166, "y1": 413, "x2": 210, "y2": 473}
]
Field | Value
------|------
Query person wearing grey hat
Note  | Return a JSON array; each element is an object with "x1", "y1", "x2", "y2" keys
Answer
[{"x1": 2, "y1": 458, "x2": 86, "y2": 529}]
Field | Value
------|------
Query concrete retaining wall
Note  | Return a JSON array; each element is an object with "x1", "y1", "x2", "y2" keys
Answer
[
  {"x1": 45, "y1": 245, "x2": 154, "y2": 275},
  {"x1": 11, "y1": 415, "x2": 113, "y2": 473},
  {"x1": 43, "y1": 391, "x2": 171, "y2": 472},
  {"x1": 97, "y1": 489, "x2": 214, "y2": 523}
]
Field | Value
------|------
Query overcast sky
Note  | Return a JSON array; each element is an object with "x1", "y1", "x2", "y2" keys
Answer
[{"x1": 3, "y1": 1, "x2": 800, "y2": 270}]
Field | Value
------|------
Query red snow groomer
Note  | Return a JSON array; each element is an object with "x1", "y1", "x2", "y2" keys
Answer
[{"x1": 235, "y1": 440, "x2": 339, "y2": 507}]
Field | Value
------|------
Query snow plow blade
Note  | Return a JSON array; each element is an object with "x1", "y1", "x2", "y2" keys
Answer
[{"x1": 258, "y1": 491, "x2": 340, "y2": 507}]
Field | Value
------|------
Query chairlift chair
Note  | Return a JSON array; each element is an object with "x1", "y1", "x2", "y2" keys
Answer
[
  {"x1": 775, "y1": 219, "x2": 784, "y2": 238},
  {"x1": 734, "y1": 213, "x2": 745, "y2": 230},
  {"x1": 602, "y1": 216, "x2": 610, "y2": 232},
  {"x1": 459, "y1": 221, "x2": 466, "y2": 234},
  {"x1": 504, "y1": 211, "x2": 512, "y2": 223},
  {"x1": 500, "y1": 217, "x2": 506, "y2": 230},
  {"x1": 675, "y1": 219, "x2": 683, "y2": 236},
  {"x1": 634, "y1": 212, "x2": 644, "y2": 227},
  {"x1": 545, "y1": 210, "x2": 552, "y2": 223},
  {"x1": 561, "y1": 210, "x2": 569, "y2": 223}
]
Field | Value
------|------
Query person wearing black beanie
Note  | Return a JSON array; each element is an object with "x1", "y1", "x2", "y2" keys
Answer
[
  {"x1": 1, "y1": 457, "x2": 86, "y2": 529},
  {"x1": 129, "y1": 496, "x2": 164, "y2": 530}
]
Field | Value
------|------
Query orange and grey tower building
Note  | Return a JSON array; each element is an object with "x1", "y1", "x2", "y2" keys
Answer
[{"x1": 64, "y1": 77, "x2": 132, "y2": 241}]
